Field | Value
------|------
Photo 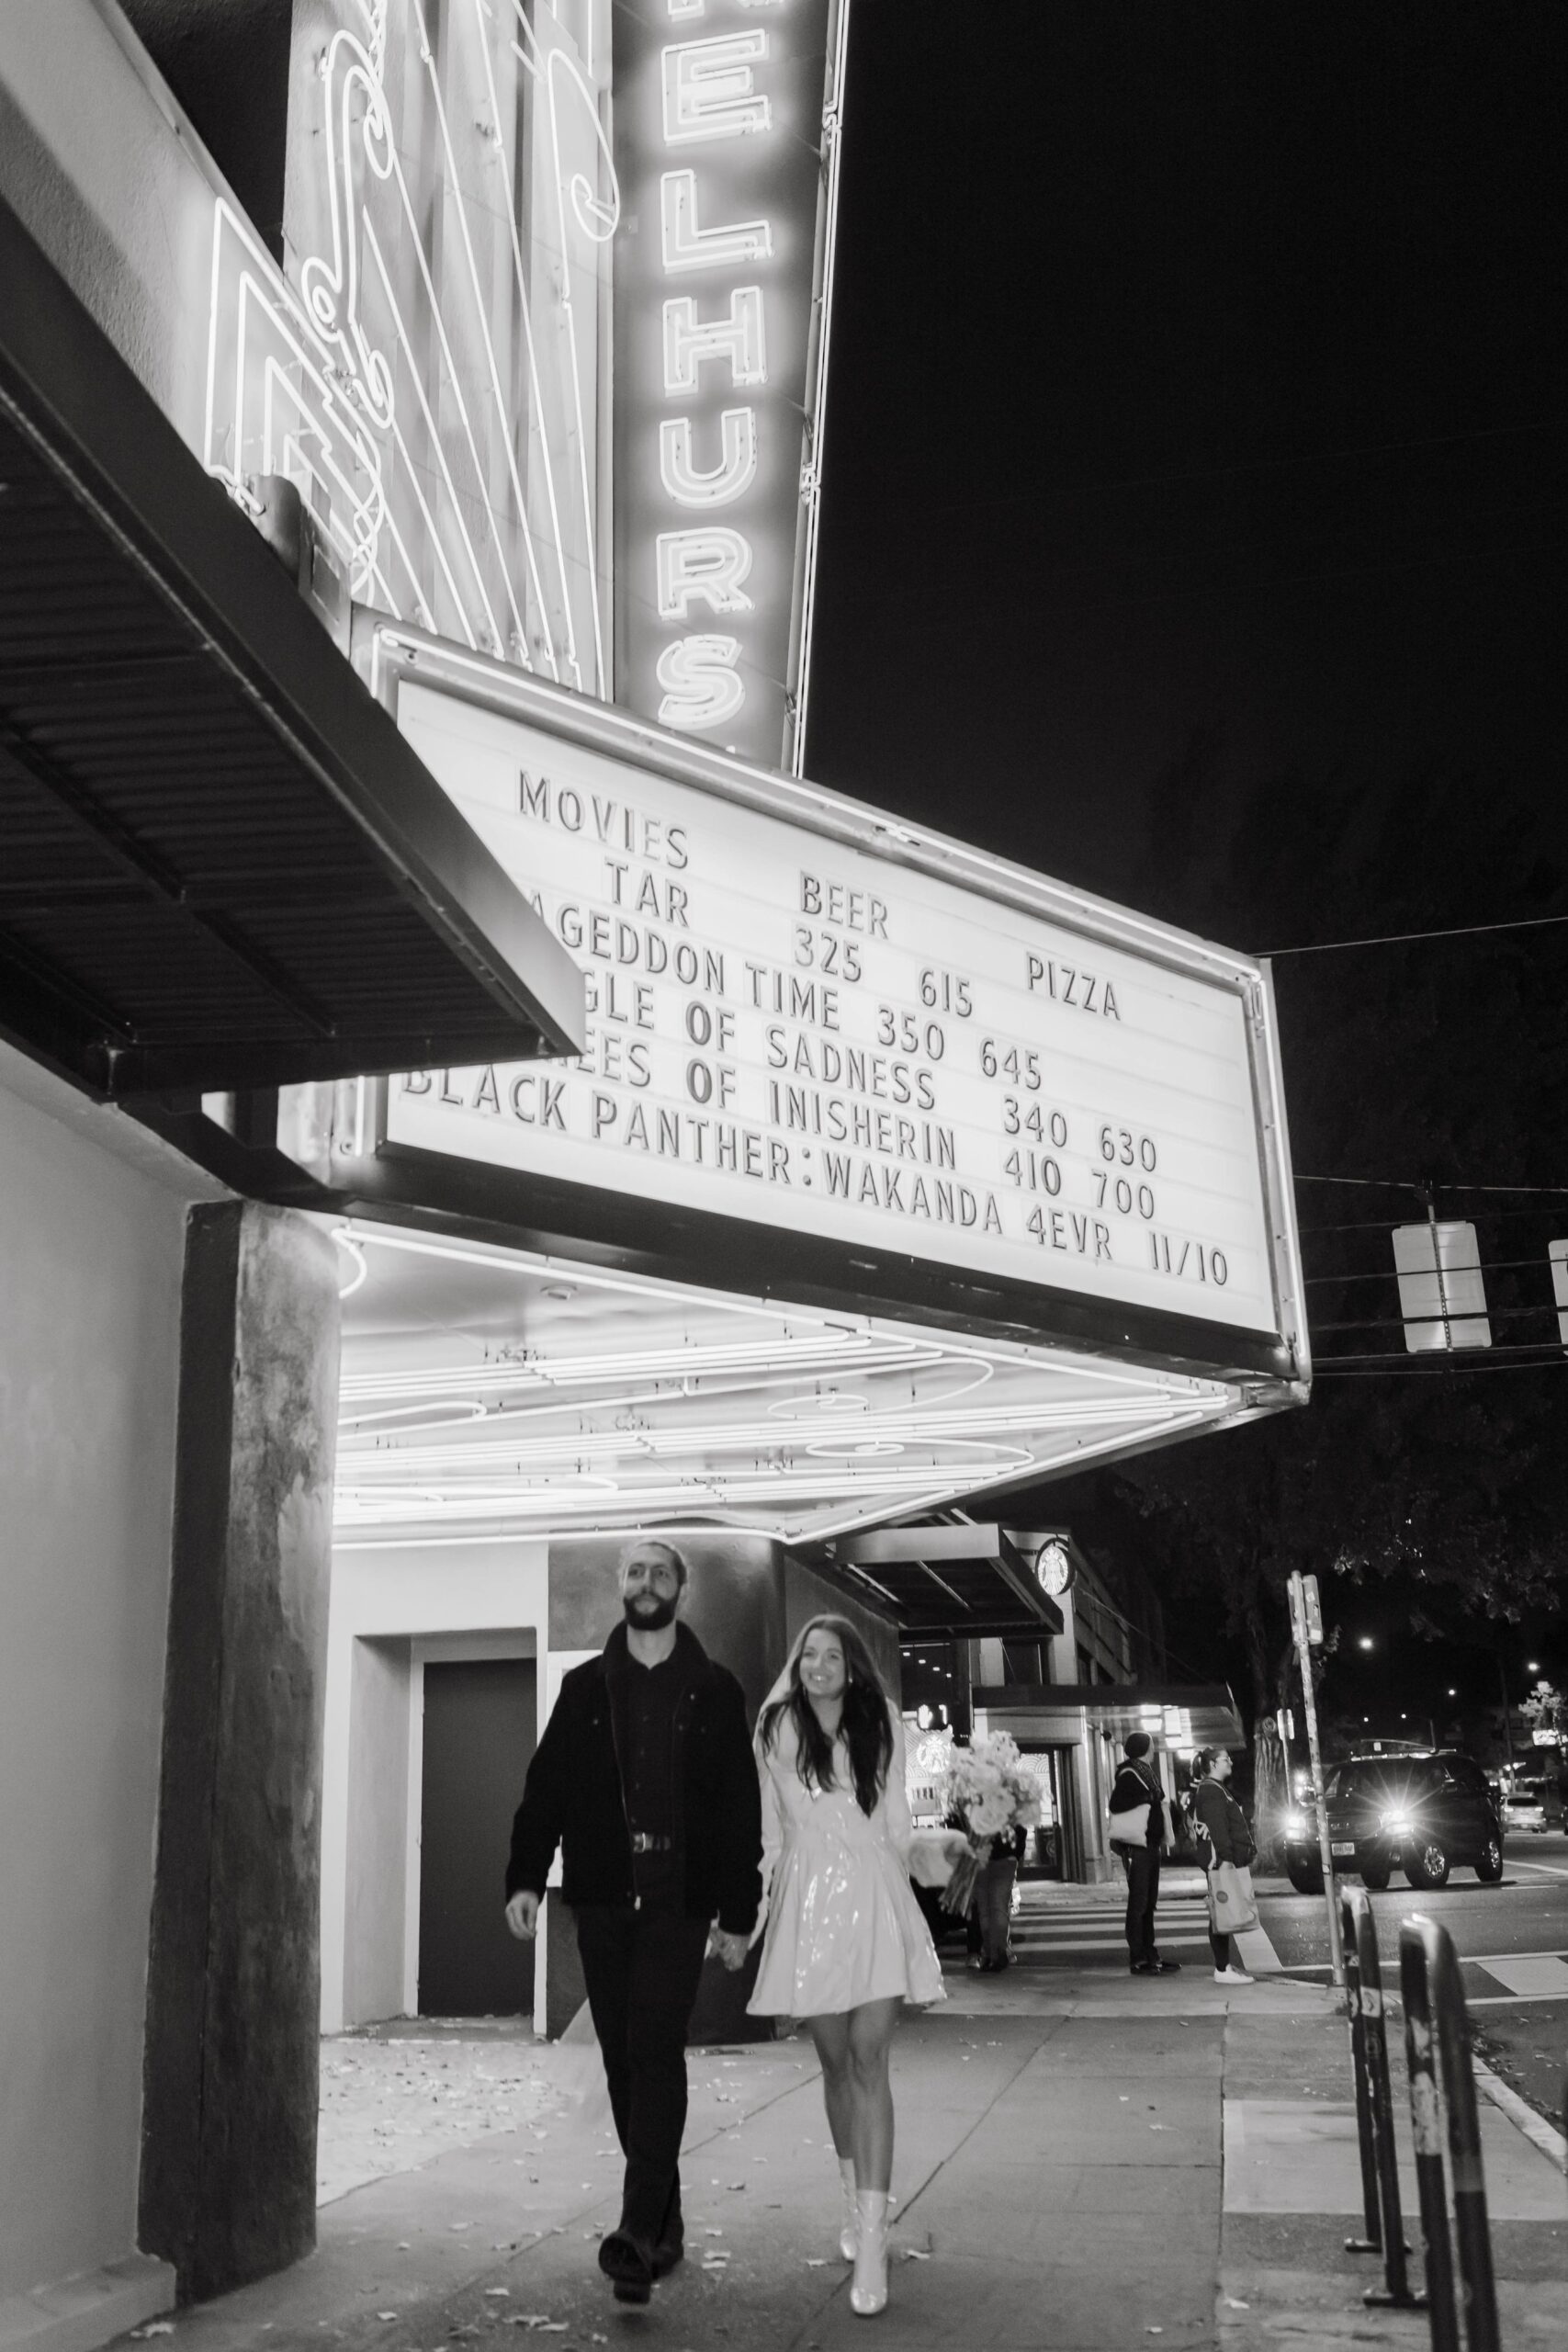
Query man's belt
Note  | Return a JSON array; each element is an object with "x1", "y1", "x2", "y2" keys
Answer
[{"x1": 628, "y1": 1831, "x2": 673, "y2": 1854}]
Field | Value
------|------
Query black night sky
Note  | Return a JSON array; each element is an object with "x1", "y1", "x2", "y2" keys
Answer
[{"x1": 808, "y1": 3, "x2": 1567, "y2": 1729}]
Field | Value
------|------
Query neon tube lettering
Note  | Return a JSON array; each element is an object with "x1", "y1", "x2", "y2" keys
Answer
[
  {"x1": 657, "y1": 635, "x2": 746, "y2": 729},
  {"x1": 662, "y1": 34, "x2": 772, "y2": 144},
  {"x1": 660, "y1": 410, "x2": 759, "y2": 507},
  {"x1": 663, "y1": 288, "x2": 768, "y2": 392},
  {"x1": 657, "y1": 527, "x2": 755, "y2": 618},
  {"x1": 660, "y1": 170, "x2": 773, "y2": 274}
]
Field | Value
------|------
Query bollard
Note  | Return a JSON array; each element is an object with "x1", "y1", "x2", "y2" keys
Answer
[
  {"x1": 1340, "y1": 1884, "x2": 1383, "y2": 2254},
  {"x1": 1340, "y1": 1883, "x2": 1421, "y2": 2308},
  {"x1": 1399, "y1": 1923, "x2": 1460, "y2": 2352},
  {"x1": 1400, "y1": 1916, "x2": 1501, "y2": 2352}
]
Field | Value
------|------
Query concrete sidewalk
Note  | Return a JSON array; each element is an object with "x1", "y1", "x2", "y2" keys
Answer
[{"x1": 120, "y1": 1973, "x2": 1566, "y2": 2352}]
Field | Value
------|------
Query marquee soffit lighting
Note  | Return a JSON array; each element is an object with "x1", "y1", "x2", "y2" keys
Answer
[{"x1": 330, "y1": 1220, "x2": 1242, "y2": 1544}]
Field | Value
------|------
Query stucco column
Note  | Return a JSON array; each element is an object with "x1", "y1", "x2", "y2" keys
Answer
[{"x1": 139, "y1": 1204, "x2": 342, "y2": 2300}]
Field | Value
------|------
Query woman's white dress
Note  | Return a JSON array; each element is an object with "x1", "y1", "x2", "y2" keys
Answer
[{"x1": 747, "y1": 1706, "x2": 947, "y2": 2018}]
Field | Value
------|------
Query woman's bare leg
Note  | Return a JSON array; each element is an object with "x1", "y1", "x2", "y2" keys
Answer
[
  {"x1": 845, "y1": 1996, "x2": 902, "y2": 2190},
  {"x1": 805, "y1": 2011, "x2": 855, "y2": 2159}
]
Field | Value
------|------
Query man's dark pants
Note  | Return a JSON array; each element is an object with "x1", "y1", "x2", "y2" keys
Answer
[
  {"x1": 1122, "y1": 1844, "x2": 1161, "y2": 1965},
  {"x1": 573, "y1": 1903, "x2": 711, "y2": 2248}
]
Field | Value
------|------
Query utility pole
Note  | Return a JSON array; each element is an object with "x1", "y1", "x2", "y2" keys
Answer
[
  {"x1": 1289, "y1": 1570, "x2": 1346, "y2": 1993},
  {"x1": 1496, "y1": 1655, "x2": 1516, "y2": 1785}
]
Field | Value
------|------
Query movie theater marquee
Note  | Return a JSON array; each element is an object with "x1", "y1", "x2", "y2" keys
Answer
[{"x1": 383, "y1": 666, "x2": 1292, "y2": 1345}]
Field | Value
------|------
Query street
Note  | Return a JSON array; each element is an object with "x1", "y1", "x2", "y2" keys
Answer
[
  {"x1": 992, "y1": 1848, "x2": 1568, "y2": 2132},
  {"x1": 1260, "y1": 1831, "x2": 1568, "y2": 2128}
]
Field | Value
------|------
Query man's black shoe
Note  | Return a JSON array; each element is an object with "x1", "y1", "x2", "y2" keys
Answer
[
  {"x1": 651, "y1": 2231, "x2": 684, "y2": 2279},
  {"x1": 599, "y1": 2229, "x2": 655, "y2": 2304},
  {"x1": 1154, "y1": 1958, "x2": 1182, "y2": 1973},
  {"x1": 1129, "y1": 1960, "x2": 1158, "y2": 1974}
]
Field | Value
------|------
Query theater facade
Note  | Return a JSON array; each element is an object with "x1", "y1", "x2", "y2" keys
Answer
[{"x1": 0, "y1": 5, "x2": 1302, "y2": 2338}]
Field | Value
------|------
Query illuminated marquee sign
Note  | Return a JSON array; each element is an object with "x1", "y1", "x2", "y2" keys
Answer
[
  {"x1": 612, "y1": 0, "x2": 850, "y2": 772},
  {"x1": 374, "y1": 648, "x2": 1303, "y2": 1367},
  {"x1": 209, "y1": 2, "x2": 615, "y2": 687}
]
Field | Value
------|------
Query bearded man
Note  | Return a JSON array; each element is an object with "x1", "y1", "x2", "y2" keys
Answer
[{"x1": 504, "y1": 1540, "x2": 761, "y2": 2305}]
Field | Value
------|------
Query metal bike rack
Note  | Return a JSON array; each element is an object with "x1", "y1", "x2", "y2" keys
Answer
[
  {"x1": 1400, "y1": 1916, "x2": 1502, "y2": 2352},
  {"x1": 1339, "y1": 1884, "x2": 1422, "y2": 2308}
]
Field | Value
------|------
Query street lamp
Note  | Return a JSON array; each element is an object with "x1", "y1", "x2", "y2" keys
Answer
[{"x1": 1359, "y1": 1636, "x2": 1375, "y2": 1651}]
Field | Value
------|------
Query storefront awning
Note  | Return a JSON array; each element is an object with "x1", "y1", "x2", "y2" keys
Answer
[
  {"x1": 813, "y1": 1524, "x2": 1067, "y2": 1639},
  {"x1": 0, "y1": 194, "x2": 584, "y2": 1100},
  {"x1": 976, "y1": 1683, "x2": 1247, "y2": 1749}
]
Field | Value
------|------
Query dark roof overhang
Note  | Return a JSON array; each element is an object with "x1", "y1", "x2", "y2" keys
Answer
[
  {"x1": 807, "y1": 1523, "x2": 1067, "y2": 1639},
  {"x1": 975, "y1": 1683, "x2": 1247, "y2": 1749},
  {"x1": 0, "y1": 191, "x2": 585, "y2": 1101}
]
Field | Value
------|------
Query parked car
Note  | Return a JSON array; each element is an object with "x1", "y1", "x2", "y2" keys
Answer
[
  {"x1": 1502, "y1": 1780, "x2": 1550, "y2": 1835},
  {"x1": 1283, "y1": 1751, "x2": 1503, "y2": 1893}
]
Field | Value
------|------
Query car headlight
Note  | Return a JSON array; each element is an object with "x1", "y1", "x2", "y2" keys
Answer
[
  {"x1": 1283, "y1": 1811, "x2": 1308, "y2": 1838},
  {"x1": 1381, "y1": 1811, "x2": 1414, "y2": 1837}
]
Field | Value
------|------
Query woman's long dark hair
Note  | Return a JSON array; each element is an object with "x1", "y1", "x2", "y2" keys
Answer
[{"x1": 759, "y1": 1614, "x2": 895, "y2": 1816}]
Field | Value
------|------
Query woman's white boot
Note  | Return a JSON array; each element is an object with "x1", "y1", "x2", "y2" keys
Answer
[
  {"x1": 850, "y1": 2189, "x2": 889, "y2": 2316},
  {"x1": 838, "y1": 2157, "x2": 859, "y2": 2261}
]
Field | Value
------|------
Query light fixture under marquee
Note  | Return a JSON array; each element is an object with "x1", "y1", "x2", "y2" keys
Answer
[{"x1": 330, "y1": 1218, "x2": 1246, "y2": 1545}]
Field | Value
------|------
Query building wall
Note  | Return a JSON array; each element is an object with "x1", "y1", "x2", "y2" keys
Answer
[
  {"x1": 342, "y1": 1638, "x2": 414, "y2": 2030},
  {"x1": 320, "y1": 1543, "x2": 550, "y2": 2034},
  {"x1": 0, "y1": 1049, "x2": 216, "y2": 2301},
  {"x1": 0, "y1": 0, "x2": 223, "y2": 452}
]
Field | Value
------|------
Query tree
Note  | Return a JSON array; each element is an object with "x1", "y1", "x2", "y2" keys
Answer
[{"x1": 1039, "y1": 741, "x2": 1568, "y2": 1826}]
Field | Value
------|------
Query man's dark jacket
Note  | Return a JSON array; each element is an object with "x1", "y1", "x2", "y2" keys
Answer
[
  {"x1": 505, "y1": 1620, "x2": 762, "y2": 1936},
  {"x1": 1110, "y1": 1757, "x2": 1168, "y2": 1851}
]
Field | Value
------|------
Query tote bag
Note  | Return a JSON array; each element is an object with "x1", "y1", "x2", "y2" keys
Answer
[
  {"x1": 1107, "y1": 1800, "x2": 1151, "y2": 1848},
  {"x1": 1208, "y1": 1861, "x2": 1258, "y2": 1933}
]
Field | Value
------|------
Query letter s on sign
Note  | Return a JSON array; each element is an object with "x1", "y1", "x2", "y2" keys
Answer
[{"x1": 657, "y1": 634, "x2": 745, "y2": 731}]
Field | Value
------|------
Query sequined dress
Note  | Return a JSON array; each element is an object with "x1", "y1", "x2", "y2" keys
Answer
[{"x1": 747, "y1": 1706, "x2": 947, "y2": 2019}]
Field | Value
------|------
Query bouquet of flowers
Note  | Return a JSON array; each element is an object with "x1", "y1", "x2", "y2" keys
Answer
[{"x1": 940, "y1": 1733, "x2": 1044, "y2": 1916}]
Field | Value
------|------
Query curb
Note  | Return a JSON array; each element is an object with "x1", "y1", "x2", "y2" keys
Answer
[{"x1": 1472, "y1": 2056, "x2": 1568, "y2": 2178}]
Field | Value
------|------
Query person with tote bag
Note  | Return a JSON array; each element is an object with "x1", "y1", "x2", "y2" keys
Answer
[
  {"x1": 1189, "y1": 1747, "x2": 1258, "y2": 1984},
  {"x1": 1108, "y1": 1732, "x2": 1180, "y2": 1974}
]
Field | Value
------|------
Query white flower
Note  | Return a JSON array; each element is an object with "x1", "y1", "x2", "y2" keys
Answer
[{"x1": 968, "y1": 1792, "x2": 1011, "y2": 1838}]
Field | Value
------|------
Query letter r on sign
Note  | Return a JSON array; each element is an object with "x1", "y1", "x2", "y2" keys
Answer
[{"x1": 657, "y1": 527, "x2": 754, "y2": 619}]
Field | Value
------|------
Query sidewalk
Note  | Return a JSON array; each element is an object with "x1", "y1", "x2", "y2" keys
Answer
[{"x1": 119, "y1": 1972, "x2": 1566, "y2": 2352}]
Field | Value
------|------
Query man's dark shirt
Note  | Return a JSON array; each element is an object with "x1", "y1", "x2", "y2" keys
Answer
[{"x1": 623, "y1": 1644, "x2": 685, "y2": 1905}]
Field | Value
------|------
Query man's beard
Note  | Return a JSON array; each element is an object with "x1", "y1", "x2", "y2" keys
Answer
[{"x1": 623, "y1": 1591, "x2": 678, "y2": 1632}]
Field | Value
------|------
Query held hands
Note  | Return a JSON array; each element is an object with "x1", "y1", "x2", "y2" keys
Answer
[
  {"x1": 504, "y1": 1891, "x2": 540, "y2": 1941},
  {"x1": 707, "y1": 1926, "x2": 750, "y2": 1973}
]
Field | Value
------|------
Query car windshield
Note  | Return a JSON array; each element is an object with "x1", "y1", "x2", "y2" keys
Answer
[
  {"x1": 1325, "y1": 1759, "x2": 1444, "y2": 1805},
  {"x1": 1507, "y1": 1783, "x2": 1547, "y2": 1804}
]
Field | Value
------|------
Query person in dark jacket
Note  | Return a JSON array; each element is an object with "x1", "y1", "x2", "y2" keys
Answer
[
  {"x1": 1109, "y1": 1732, "x2": 1180, "y2": 1974},
  {"x1": 1189, "y1": 1747, "x2": 1257, "y2": 1983},
  {"x1": 503, "y1": 1541, "x2": 761, "y2": 2307}
]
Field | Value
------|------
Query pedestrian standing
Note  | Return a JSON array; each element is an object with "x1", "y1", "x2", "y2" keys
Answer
[
  {"x1": 503, "y1": 1541, "x2": 761, "y2": 2308},
  {"x1": 748, "y1": 1616, "x2": 965, "y2": 2319},
  {"x1": 975, "y1": 1820, "x2": 1026, "y2": 1971},
  {"x1": 1189, "y1": 1747, "x2": 1258, "y2": 1984},
  {"x1": 1109, "y1": 1731, "x2": 1180, "y2": 1974}
]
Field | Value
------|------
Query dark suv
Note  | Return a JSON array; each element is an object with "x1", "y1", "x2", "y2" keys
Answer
[{"x1": 1284, "y1": 1751, "x2": 1503, "y2": 1893}]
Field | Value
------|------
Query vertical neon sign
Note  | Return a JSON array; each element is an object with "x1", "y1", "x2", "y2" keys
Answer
[{"x1": 613, "y1": 0, "x2": 850, "y2": 773}]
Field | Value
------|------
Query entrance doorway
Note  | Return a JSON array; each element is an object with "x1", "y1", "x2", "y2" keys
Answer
[{"x1": 418, "y1": 1658, "x2": 537, "y2": 2016}]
